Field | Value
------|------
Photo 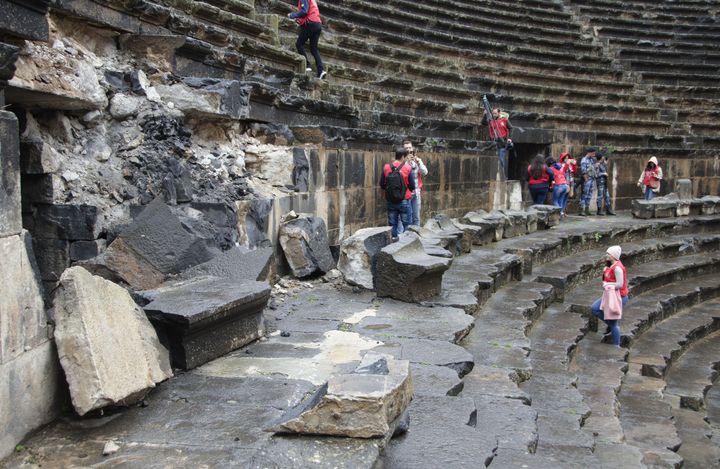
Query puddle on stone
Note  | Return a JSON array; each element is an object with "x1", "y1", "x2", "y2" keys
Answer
[
  {"x1": 343, "y1": 307, "x2": 378, "y2": 325},
  {"x1": 364, "y1": 324, "x2": 391, "y2": 330},
  {"x1": 196, "y1": 331, "x2": 382, "y2": 385}
]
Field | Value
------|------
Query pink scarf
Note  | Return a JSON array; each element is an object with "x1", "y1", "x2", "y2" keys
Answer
[{"x1": 600, "y1": 284, "x2": 623, "y2": 320}]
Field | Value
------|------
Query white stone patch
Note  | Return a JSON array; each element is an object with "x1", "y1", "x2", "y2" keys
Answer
[
  {"x1": 343, "y1": 307, "x2": 378, "y2": 325},
  {"x1": 197, "y1": 331, "x2": 382, "y2": 385}
]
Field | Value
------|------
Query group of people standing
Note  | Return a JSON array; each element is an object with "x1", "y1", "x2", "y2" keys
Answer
[
  {"x1": 379, "y1": 140, "x2": 428, "y2": 239},
  {"x1": 526, "y1": 146, "x2": 664, "y2": 217}
]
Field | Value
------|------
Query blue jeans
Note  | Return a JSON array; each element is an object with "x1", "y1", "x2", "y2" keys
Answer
[
  {"x1": 529, "y1": 183, "x2": 549, "y2": 205},
  {"x1": 597, "y1": 177, "x2": 611, "y2": 211},
  {"x1": 552, "y1": 184, "x2": 569, "y2": 211},
  {"x1": 498, "y1": 147, "x2": 507, "y2": 179},
  {"x1": 410, "y1": 193, "x2": 421, "y2": 226},
  {"x1": 580, "y1": 177, "x2": 594, "y2": 209},
  {"x1": 387, "y1": 199, "x2": 411, "y2": 237},
  {"x1": 644, "y1": 187, "x2": 655, "y2": 200},
  {"x1": 591, "y1": 295, "x2": 629, "y2": 346}
]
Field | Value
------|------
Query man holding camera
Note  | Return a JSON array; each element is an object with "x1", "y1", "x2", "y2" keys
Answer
[
  {"x1": 481, "y1": 108, "x2": 513, "y2": 179},
  {"x1": 403, "y1": 139, "x2": 428, "y2": 227}
]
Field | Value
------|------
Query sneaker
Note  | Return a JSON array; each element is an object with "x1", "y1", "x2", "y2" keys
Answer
[
  {"x1": 305, "y1": 67, "x2": 312, "y2": 73},
  {"x1": 318, "y1": 71, "x2": 327, "y2": 80},
  {"x1": 603, "y1": 326, "x2": 612, "y2": 336}
]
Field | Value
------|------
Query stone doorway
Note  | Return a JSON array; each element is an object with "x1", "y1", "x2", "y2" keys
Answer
[{"x1": 508, "y1": 142, "x2": 549, "y2": 182}]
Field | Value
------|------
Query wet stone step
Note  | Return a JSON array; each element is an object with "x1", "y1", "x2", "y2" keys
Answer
[
  {"x1": 664, "y1": 330, "x2": 720, "y2": 412},
  {"x1": 673, "y1": 407, "x2": 720, "y2": 468},
  {"x1": 628, "y1": 299, "x2": 720, "y2": 378}
]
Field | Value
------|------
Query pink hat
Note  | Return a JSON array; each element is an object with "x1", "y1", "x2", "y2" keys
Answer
[{"x1": 606, "y1": 246, "x2": 621, "y2": 260}]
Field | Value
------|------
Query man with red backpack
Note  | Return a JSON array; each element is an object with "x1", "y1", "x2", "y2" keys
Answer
[
  {"x1": 288, "y1": 0, "x2": 326, "y2": 79},
  {"x1": 380, "y1": 147, "x2": 415, "y2": 240}
]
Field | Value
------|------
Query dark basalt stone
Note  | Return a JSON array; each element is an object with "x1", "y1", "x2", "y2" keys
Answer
[
  {"x1": 0, "y1": 111, "x2": 21, "y2": 237},
  {"x1": 143, "y1": 277, "x2": 271, "y2": 370},
  {"x1": 31, "y1": 204, "x2": 99, "y2": 241}
]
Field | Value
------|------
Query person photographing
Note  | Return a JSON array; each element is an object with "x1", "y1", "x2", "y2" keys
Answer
[{"x1": 403, "y1": 139, "x2": 428, "y2": 227}]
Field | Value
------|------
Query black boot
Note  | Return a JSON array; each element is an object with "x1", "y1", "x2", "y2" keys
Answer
[{"x1": 606, "y1": 210, "x2": 616, "y2": 216}]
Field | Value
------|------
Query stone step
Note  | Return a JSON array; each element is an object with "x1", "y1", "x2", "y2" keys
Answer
[
  {"x1": 461, "y1": 281, "x2": 555, "y2": 379},
  {"x1": 628, "y1": 299, "x2": 720, "y2": 379},
  {"x1": 664, "y1": 330, "x2": 720, "y2": 412},
  {"x1": 321, "y1": 0, "x2": 598, "y2": 54},
  {"x1": 673, "y1": 407, "x2": 720, "y2": 468},
  {"x1": 569, "y1": 0, "x2": 718, "y2": 16},
  {"x1": 534, "y1": 233, "x2": 720, "y2": 298},
  {"x1": 617, "y1": 47, "x2": 720, "y2": 66},
  {"x1": 617, "y1": 371, "x2": 684, "y2": 468}
]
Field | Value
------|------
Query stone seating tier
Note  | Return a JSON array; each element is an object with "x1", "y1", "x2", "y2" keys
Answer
[
  {"x1": 628, "y1": 299, "x2": 720, "y2": 379},
  {"x1": 568, "y1": 0, "x2": 719, "y2": 16},
  {"x1": 319, "y1": 1, "x2": 598, "y2": 54}
]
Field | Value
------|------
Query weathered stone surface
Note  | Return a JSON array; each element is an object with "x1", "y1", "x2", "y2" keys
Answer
[
  {"x1": 701, "y1": 195, "x2": 720, "y2": 215},
  {"x1": 676, "y1": 179, "x2": 692, "y2": 200},
  {"x1": 375, "y1": 233, "x2": 452, "y2": 302},
  {"x1": 0, "y1": 340, "x2": 62, "y2": 460},
  {"x1": 462, "y1": 210, "x2": 505, "y2": 241},
  {"x1": 0, "y1": 111, "x2": 21, "y2": 237},
  {"x1": 154, "y1": 79, "x2": 250, "y2": 120},
  {"x1": 53, "y1": 267, "x2": 172, "y2": 416},
  {"x1": 19, "y1": 138, "x2": 59, "y2": 175},
  {"x1": 384, "y1": 395, "x2": 497, "y2": 467},
  {"x1": 407, "y1": 225, "x2": 459, "y2": 253},
  {"x1": 409, "y1": 363, "x2": 463, "y2": 396},
  {"x1": 279, "y1": 215, "x2": 335, "y2": 278},
  {"x1": 179, "y1": 246, "x2": 273, "y2": 282},
  {"x1": 143, "y1": 277, "x2": 270, "y2": 370},
  {"x1": 372, "y1": 337, "x2": 474, "y2": 376},
  {"x1": 101, "y1": 199, "x2": 215, "y2": 289},
  {"x1": 292, "y1": 147, "x2": 309, "y2": 192},
  {"x1": 109, "y1": 93, "x2": 142, "y2": 120},
  {"x1": 425, "y1": 216, "x2": 468, "y2": 253},
  {"x1": 0, "y1": 231, "x2": 47, "y2": 363},
  {"x1": 7, "y1": 43, "x2": 106, "y2": 111},
  {"x1": 31, "y1": 203, "x2": 99, "y2": 240},
  {"x1": 69, "y1": 239, "x2": 106, "y2": 262},
  {"x1": 499, "y1": 209, "x2": 533, "y2": 237},
  {"x1": 267, "y1": 353, "x2": 412, "y2": 438},
  {"x1": 337, "y1": 226, "x2": 391, "y2": 289}
]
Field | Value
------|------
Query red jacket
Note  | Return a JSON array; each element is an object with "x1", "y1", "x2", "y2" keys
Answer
[
  {"x1": 488, "y1": 117, "x2": 510, "y2": 140},
  {"x1": 527, "y1": 165, "x2": 552, "y2": 186},
  {"x1": 604, "y1": 260, "x2": 629, "y2": 297},
  {"x1": 550, "y1": 164, "x2": 567, "y2": 185},
  {"x1": 294, "y1": 0, "x2": 321, "y2": 25},
  {"x1": 381, "y1": 161, "x2": 414, "y2": 200}
]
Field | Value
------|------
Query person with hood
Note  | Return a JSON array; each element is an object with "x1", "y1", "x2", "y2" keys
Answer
[
  {"x1": 288, "y1": 0, "x2": 326, "y2": 79},
  {"x1": 547, "y1": 156, "x2": 569, "y2": 218},
  {"x1": 527, "y1": 154, "x2": 554, "y2": 205},
  {"x1": 590, "y1": 246, "x2": 628, "y2": 347},
  {"x1": 559, "y1": 151, "x2": 577, "y2": 198},
  {"x1": 637, "y1": 156, "x2": 663, "y2": 200}
]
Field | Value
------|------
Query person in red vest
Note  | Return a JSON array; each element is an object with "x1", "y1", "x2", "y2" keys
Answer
[
  {"x1": 527, "y1": 154, "x2": 554, "y2": 205},
  {"x1": 380, "y1": 147, "x2": 415, "y2": 239},
  {"x1": 547, "y1": 156, "x2": 569, "y2": 218},
  {"x1": 481, "y1": 108, "x2": 513, "y2": 178},
  {"x1": 590, "y1": 246, "x2": 629, "y2": 347},
  {"x1": 288, "y1": 0, "x2": 326, "y2": 79}
]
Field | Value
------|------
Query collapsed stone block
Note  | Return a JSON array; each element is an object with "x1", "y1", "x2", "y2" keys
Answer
[
  {"x1": 179, "y1": 246, "x2": 274, "y2": 283},
  {"x1": 337, "y1": 227, "x2": 392, "y2": 290},
  {"x1": 461, "y1": 211, "x2": 504, "y2": 242},
  {"x1": 100, "y1": 199, "x2": 216, "y2": 289},
  {"x1": 31, "y1": 204, "x2": 99, "y2": 241},
  {"x1": 632, "y1": 199, "x2": 655, "y2": 219},
  {"x1": 374, "y1": 233, "x2": 452, "y2": 303},
  {"x1": 19, "y1": 139, "x2": 59, "y2": 175},
  {"x1": 142, "y1": 277, "x2": 270, "y2": 370},
  {"x1": 53, "y1": 267, "x2": 173, "y2": 416},
  {"x1": 279, "y1": 215, "x2": 335, "y2": 278},
  {"x1": 425, "y1": 214, "x2": 474, "y2": 253},
  {"x1": 267, "y1": 353, "x2": 413, "y2": 438},
  {"x1": 530, "y1": 204, "x2": 561, "y2": 229},
  {"x1": 496, "y1": 210, "x2": 527, "y2": 238},
  {"x1": 407, "y1": 225, "x2": 459, "y2": 254}
]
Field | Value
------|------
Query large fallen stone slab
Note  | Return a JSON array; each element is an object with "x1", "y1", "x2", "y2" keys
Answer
[
  {"x1": 462, "y1": 211, "x2": 505, "y2": 241},
  {"x1": 498, "y1": 209, "x2": 536, "y2": 236},
  {"x1": 53, "y1": 267, "x2": 172, "y2": 416},
  {"x1": 279, "y1": 214, "x2": 335, "y2": 278},
  {"x1": 267, "y1": 353, "x2": 412, "y2": 438},
  {"x1": 337, "y1": 227, "x2": 391, "y2": 289},
  {"x1": 701, "y1": 195, "x2": 720, "y2": 215},
  {"x1": 178, "y1": 246, "x2": 273, "y2": 282},
  {"x1": 98, "y1": 199, "x2": 216, "y2": 289},
  {"x1": 407, "y1": 225, "x2": 458, "y2": 254},
  {"x1": 142, "y1": 277, "x2": 270, "y2": 370},
  {"x1": 374, "y1": 233, "x2": 452, "y2": 302}
]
